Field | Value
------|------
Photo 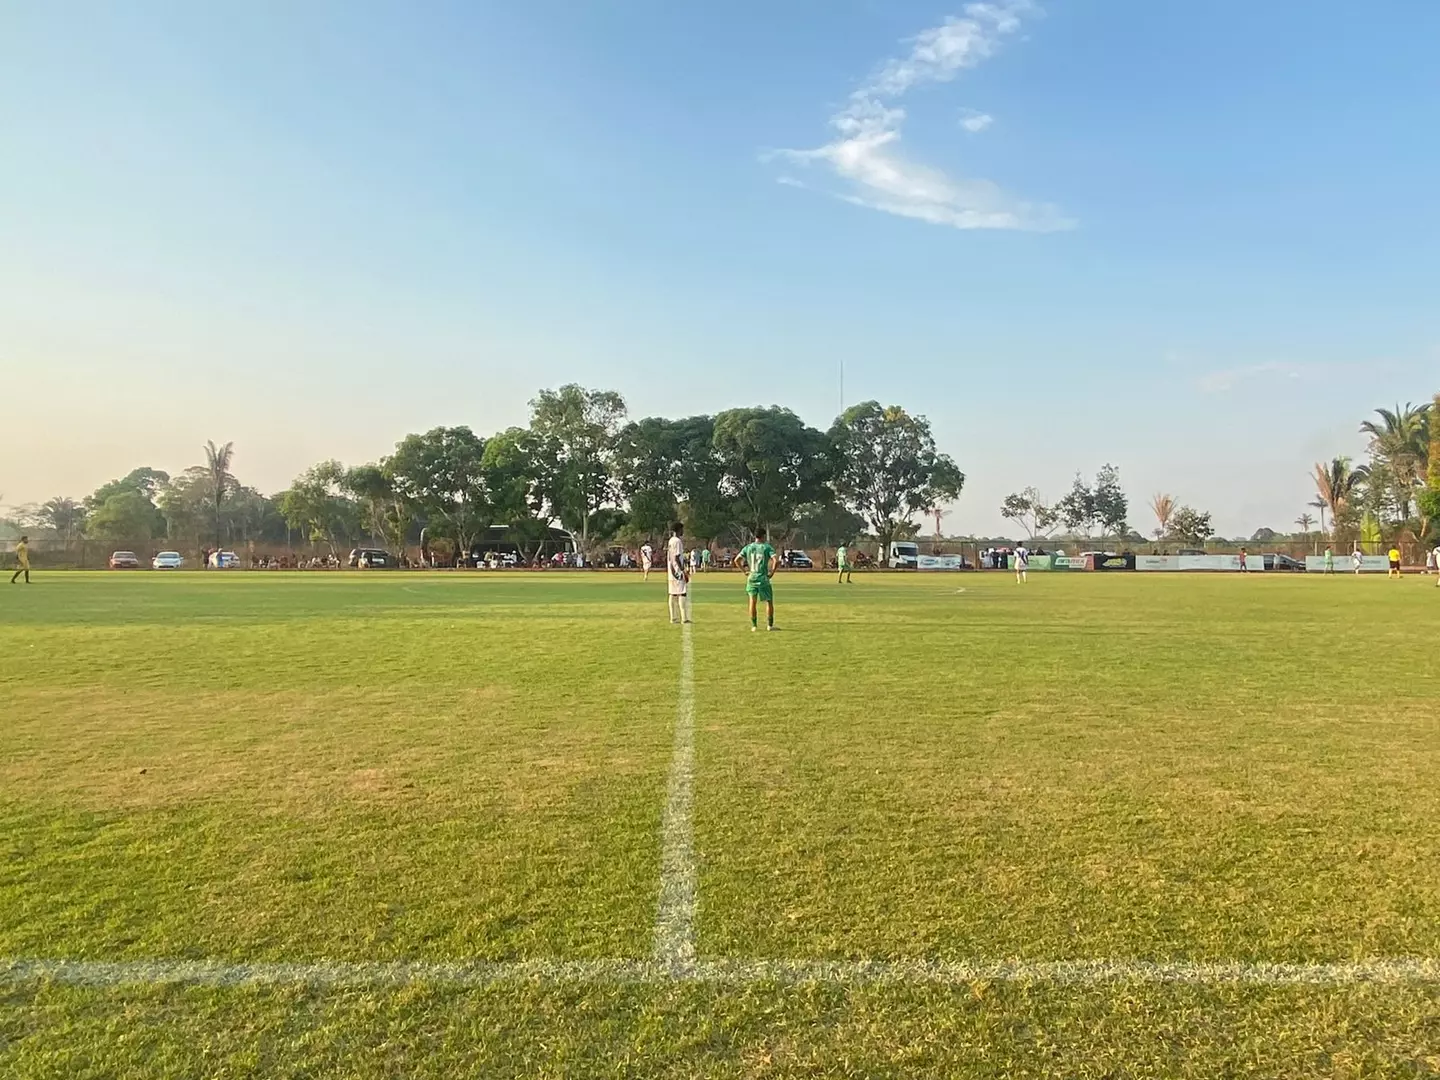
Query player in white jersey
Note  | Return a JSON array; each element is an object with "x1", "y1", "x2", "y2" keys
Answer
[
  {"x1": 1352, "y1": 547, "x2": 1364, "y2": 575},
  {"x1": 667, "y1": 523, "x2": 692, "y2": 624},
  {"x1": 640, "y1": 542, "x2": 654, "y2": 582},
  {"x1": 1014, "y1": 545, "x2": 1030, "y2": 583}
]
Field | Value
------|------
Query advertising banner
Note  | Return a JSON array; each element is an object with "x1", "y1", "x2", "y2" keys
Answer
[
  {"x1": 916, "y1": 554, "x2": 966, "y2": 570},
  {"x1": 1091, "y1": 553, "x2": 1136, "y2": 572},
  {"x1": 1006, "y1": 554, "x2": 1054, "y2": 570},
  {"x1": 1303, "y1": 555, "x2": 1391, "y2": 573},
  {"x1": 1136, "y1": 555, "x2": 1181, "y2": 572},
  {"x1": 1052, "y1": 555, "x2": 1092, "y2": 570},
  {"x1": 1139, "y1": 554, "x2": 1267, "y2": 571}
]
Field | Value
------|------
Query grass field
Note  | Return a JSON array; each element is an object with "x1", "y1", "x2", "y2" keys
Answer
[{"x1": 2, "y1": 569, "x2": 1439, "y2": 1077}]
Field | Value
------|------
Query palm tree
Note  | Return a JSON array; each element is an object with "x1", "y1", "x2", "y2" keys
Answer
[
  {"x1": 1360, "y1": 402, "x2": 1431, "y2": 522},
  {"x1": 204, "y1": 440, "x2": 236, "y2": 549},
  {"x1": 1309, "y1": 497, "x2": 1329, "y2": 538},
  {"x1": 1149, "y1": 492, "x2": 1176, "y2": 541},
  {"x1": 1312, "y1": 457, "x2": 1361, "y2": 542},
  {"x1": 1295, "y1": 512, "x2": 1314, "y2": 534},
  {"x1": 37, "y1": 497, "x2": 85, "y2": 551}
]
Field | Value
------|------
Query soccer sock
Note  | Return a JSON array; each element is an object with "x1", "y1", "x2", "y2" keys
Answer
[
  {"x1": 751, "y1": 611, "x2": 757, "y2": 628},
  {"x1": 668, "y1": 596, "x2": 680, "y2": 622},
  {"x1": 682, "y1": 595, "x2": 692, "y2": 622}
]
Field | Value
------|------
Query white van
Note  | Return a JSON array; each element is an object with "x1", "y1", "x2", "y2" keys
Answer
[{"x1": 888, "y1": 541, "x2": 920, "y2": 569}]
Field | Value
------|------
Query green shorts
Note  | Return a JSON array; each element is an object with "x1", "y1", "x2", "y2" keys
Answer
[{"x1": 745, "y1": 580, "x2": 773, "y2": 602}]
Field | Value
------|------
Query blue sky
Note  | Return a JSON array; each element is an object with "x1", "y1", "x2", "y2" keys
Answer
[{"x1": 2, "y1": 0, "x2": 1437, "y2": 537}]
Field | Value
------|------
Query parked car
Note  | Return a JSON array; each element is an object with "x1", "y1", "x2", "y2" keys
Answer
[
  {"x1": 152, "y1": 551, "x2": 184, "y2": 570},
  {"x1": 348, "y1": 548, "x2": 394, "y2": 568},
  {"x1": 109, "y1": 551, "x2": 140, "y2": 569},
  {"x1": 209, "y1": 550, "x2": 241, "y2": 569},
  {"x1": 782, "y1": 550, "x2": 814, "y2": 569},
  {"x1": 1267, "y1": 553, "x2": 1305, "y2": 572}
]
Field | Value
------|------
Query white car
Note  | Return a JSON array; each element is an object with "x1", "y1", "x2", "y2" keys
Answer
[
  {"x1": 152, "y1": 551, "x2": 184, "y2": 570},
  {"x1": 210, "y1": 550, "x2": 241, "y2": 568}
]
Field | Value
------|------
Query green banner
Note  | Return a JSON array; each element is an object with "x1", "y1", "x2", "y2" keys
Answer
[{"x1": 1008, "y1": 554, "x2": 1054, "y2": 570}]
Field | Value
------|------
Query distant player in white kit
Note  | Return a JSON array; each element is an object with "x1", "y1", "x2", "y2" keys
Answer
[
  {"x1": 1352, "y1": 547, "x2": 1364, "y2": 575},
  {"x1": 640, "y1": 542, "x2": 654, "y2": 582},
  {"x1": 667, "y1": 523, "x2": 692, "y2": 624},
  {"x1": 1014, "y1": 545, "x2": 1030, "y2": 583}
]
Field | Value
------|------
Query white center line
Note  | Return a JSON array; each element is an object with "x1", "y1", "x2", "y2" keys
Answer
[{"x1": 652, "y1": 621, "x2": 697, "y2": 973}]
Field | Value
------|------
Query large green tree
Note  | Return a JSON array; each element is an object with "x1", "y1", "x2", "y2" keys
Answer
[
  {"x1": 613, "y1": 415, "x2": 732, "y2": 542},
  {"x1": 279, "y1": 461, "x2": 359, "y2": 555},
  {"x1": 829, "y1": 402, "x2": 964, "y2": 555},
  {"x1": 713, "y1": 406, "x2": 831, "y2": 536},
  {"x1": 527, "y1": 385, "x2": 627, "y2": 553},
  {"x1": 1170, "y1": 506, "x2": 1214, "y2": 546},
  {"x1": 1058, "y1": 474, "x2": 1098, "y2": 537},
  {"x1": 86, "y1": 491, "x2": 158, "y2": 547},
  {"x1": 84, "y1": 467, "x2": 169, "y2": 539},
  {"x1": 1092, "y1": 464, "x2": 1129, "y2": 538},
  {"x1": 387, "y1": 426, "x2": 491, "y2": 554},
  {"x1": 788, "y1": 500, "x2": 867, "y2": 549},
  {"x1": 481, "y1": 427, "x2": 551, "y2": 560},
  {"x1": 343, "y1": 464, "x2": 413, "y2": 552}
]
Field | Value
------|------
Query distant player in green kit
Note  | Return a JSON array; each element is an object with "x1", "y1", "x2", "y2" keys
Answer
[
  {"x1": 734, "y1": 527, "x2": 779, "y2": 631},
  {"x1": 836, "y1": 541, "x2": 853, "y2": 584}
]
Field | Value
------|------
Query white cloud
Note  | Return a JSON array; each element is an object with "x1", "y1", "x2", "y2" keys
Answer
[
  {"x1": 1192, "y1": 359, "x2": 1396, "y2": 394},
  {"x1": 773, "y1": 1, "x2": 1071, "y2": 232},
  {"x1": 959, "y1": 109, "x2": 994, "y2": 133}
]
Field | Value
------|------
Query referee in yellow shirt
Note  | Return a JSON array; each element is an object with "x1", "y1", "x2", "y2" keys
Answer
[{"x1": 10, "y1": 535, "x2": 30, "y2": 584}]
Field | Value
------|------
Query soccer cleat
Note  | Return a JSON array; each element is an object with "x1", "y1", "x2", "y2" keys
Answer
[{"x1": 750, "y1": 625, "x2": 757, "y2": 632}]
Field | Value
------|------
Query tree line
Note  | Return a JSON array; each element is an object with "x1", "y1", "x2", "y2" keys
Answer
[
  {"x1": 998, "y1": 392, "x2": 1439, "y2": 550},
  {"x1": 8, "y1": 387, "x2": 965, "y2": 560}
]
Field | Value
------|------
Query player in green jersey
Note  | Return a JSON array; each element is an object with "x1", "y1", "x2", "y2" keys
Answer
[
  {"x1": 734, "y1": 527, "x2": 779, "y2": 631},
  {"x1": 836, "y1": 542, "x2": 852, "y2": 584}
]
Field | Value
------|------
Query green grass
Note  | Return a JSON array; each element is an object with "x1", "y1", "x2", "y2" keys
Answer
[{"x1": 3, "y1": 570, "x2": 1439, "y2": 1077}]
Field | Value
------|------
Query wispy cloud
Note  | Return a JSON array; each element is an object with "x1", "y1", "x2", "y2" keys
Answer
[
  {"x1": 1192, "y1": 359, "x2": 1396, "y2": 394},
  {"x1": 959, "y1": 109, "x2": 994, "y2": 133},
  {"x1": 772, "y1": 1, "x2": 1071, "y2": 232}
]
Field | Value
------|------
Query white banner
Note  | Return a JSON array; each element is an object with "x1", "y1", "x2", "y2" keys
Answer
[
  {"x1": 1138, "y1": 554, "x2": 1266, "y2": 571},
  {"x1": 1304, "y1": 555, "x2": 1391, "y2": 573},
  {"x1": 1135, "y1": 555, "x2": 1180, "y2": 572},
  {"x1": 917, "y1": 554, "x2": 965, "y2": 570}
]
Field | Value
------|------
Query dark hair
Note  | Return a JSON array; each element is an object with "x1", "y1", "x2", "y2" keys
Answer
[
  {"x1": 754, "y1": 527, "x2": 767, "y2": 540},
  {"x1": 672, "y1": 522, "x2": 684, "y2": 536},
  {"x1": 19, "y1": 535, "x2": 27, "y2": 542}
]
